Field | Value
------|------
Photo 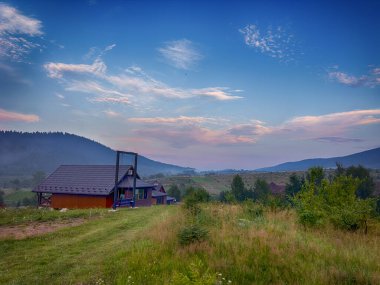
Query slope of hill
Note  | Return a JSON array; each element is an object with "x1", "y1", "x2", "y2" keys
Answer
[
  {"x1": 256, "y1": 147, "x2": 380, "y2": 172},
  {"x1": 0, "y1": 131, "x2": 194, "y2": 177}
]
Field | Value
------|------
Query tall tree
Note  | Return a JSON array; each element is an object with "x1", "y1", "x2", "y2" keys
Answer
[
  {"x1": 253, "y1": 179, "x2": 270, "y2": 203},
  {"x1": 231, "y1": 175, "x2": 246, "y2": 202},
  {"x1": 167, "y1": 184, "x2": 181, "y2": 202},
  {"x1": 306, "y1": 166, "x2": 324, "y2": 187},
  {"x1": 285, "y1": 173, "x2": 304, "y2": 202},
  {"x1": 346, "y1": 165, "x2": 375, "y2": 199}
]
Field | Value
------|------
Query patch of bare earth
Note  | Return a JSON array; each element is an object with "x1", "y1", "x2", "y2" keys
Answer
[{"x1": 0, "y1": 219, "x2": 86, "y2": 240}]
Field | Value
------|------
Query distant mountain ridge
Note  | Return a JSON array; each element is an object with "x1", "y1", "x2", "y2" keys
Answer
[
  {"x1": 256, "y1": 147, "x2": 380, "y2": 172},
  {"x1": 0, "y1": 131, "x2": 194, "y2": 177}
]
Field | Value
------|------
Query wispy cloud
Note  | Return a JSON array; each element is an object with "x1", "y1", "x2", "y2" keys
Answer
[
  {"x1": 0, "y1": 3, "x2": 43, "y2": 62},
  {"x1": 158, "y1": 39, "x2": 202, "y2": 70},
  {"x1": 128, "y1": 116, "x2": 227, "y2": 125},
  {"x1": 127, "y1": 109, "x2": 380, "y2": 148},
  {"x1": 315, "y1": 137, "x2": 363, "y2": 143},
  {"x1": 0, "y1": 108, "x2": 39, "y2": 122},
  {"x1": 44, "y1": 58, "x2": 107, "y2": 78},
  {"x1": 83, "y1": 44, "x2": 116, "y2": 60},
  {"x1": 239, "y1": 24, "x2": 296, "y2": 62},
  {"x1": 286, "y1": 109, "x2": 380, "y2": 132},
  {"x1": 55, "y1": 93, "x2": 65, "y2": 99},
  {"x1": 103, "y1": 109, "x2": 122, "y2": 118},
  {"x1": 44, "y1": 58, "x2": 243, "y2": 104},
  {"x1": 328, "y1": 67, "x2": 380, "y2": 88}
]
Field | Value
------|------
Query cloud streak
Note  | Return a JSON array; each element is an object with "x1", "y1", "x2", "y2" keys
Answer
[
  {"x1": 158, "y1": 39, "x2": 202, "y2": 70},
  {"x1": 44, "y1": 58, "x2": 107, "y2": 78},
  {"x1": 128, "y1": 109, "x2": 380, "y2": 148},
  {"x1": 0, "y1": 3, "x2": 43, "y2": 62},
  {"x1": 239, "y1": 24, "x2": 296, "y2": 62},
  {"x1": 44, "y1": 57, "x2": 243, "y2": 104},
  {"x1": 0, "y1": 108, "x2": 39, "y2": 122},
  {"x1": 328, "y1": 67, "x2": 380, "y2": 88}
]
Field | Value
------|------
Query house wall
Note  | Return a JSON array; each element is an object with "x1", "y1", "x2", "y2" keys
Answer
[
  {"x1": 51, "y1": 194, "x2": 110, "y2": 208},
  {"x1": 136, "y1": 190, "x2": 152, "y2": 207},
  {"x1": 122, "y1": 188, "x2": 153, "y2": 207},
  {"x1": 152, "y1": 196, "x2": 167, "y2": 205}
]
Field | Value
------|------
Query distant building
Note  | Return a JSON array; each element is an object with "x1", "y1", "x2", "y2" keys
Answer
[
  {"x1": 268, "y1": 182, "x2": 286, "y2": 196},
  {"x1": 33, "y1": 165, "x2": 174, "y2": 208}
]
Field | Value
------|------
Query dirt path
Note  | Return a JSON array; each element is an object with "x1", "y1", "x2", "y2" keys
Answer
[{"x1": 0, "y1": 219, "x2": 86, "y2": 239}]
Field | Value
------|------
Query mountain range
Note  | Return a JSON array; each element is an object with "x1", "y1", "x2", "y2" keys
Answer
[
  {"x1": 0, "y1": 131, "x2": 194, "y2": 177},
  {"x1": 256, "y1": 147, "x2": 380, "y2": 172},
  {"x1": 1, "y1": 131, "x2": 378, "y2": 177}
]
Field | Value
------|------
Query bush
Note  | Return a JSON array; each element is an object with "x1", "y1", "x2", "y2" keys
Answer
[
  {"x1": 330, "y1": 199, "x2": 374, "y2": 232},
  {"x1": 178, "y1": 224, "x2": 209, "y2": 246},
  {"x1": 219, "y1": 190, "x2": 236, "y2": 204},
  {"x1": 184, "y1": 187, "x2": 210, "y2": 203},
  {"x1": 184, "y1": 196, "x2": 202, "y2": 216},
  {"x1": 242, "y1": 200, "x2": 264, "y2": 219},
  {"x1": 292, "y1": 182, "x2": 326, "y2": 228},
  {"x1": 293, "y1": 174, "x2": 376, "y2": 232},
  {"x1": 171, "y1": 259, "x2": 215, "y2": 284}
]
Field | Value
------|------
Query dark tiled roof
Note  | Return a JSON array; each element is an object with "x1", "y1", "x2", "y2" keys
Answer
[
  {"x1": 33, "y1": 165, "x2": 147, "y2": 196},
  {"x1": 153, "y1": 183, "x2": 166, "y2": 193},
  {"x1": 152, "y1": 190, "x2": 167, "y2": 197}
]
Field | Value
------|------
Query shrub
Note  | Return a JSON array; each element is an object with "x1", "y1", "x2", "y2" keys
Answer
[
  {"x1": 242, "y1": 200, "x2": 264, "y2": 219},
  {"x1": 293, "y1": 173, "x2": 376, "y2": 232},
  {"x1": 219, "y1": 190, "x2": 236, "y2": 204},
  {"x1": 184, "y1": 195, "x2": 202, "y2": 216},
  {"x1": 178, "y1": 223, "x2": 209, "y2": 246},
  {"x1": 330, "y1": 199, "x2": 374, "y2": 232},
  {"x1": 184, "y1": 187, "x2": 210, "y2": 203},
  {"x1": 171, "y1": 259, "x2": 215, "y2": 284},
  {"x1": 292, "y1": 183, "x2": 326, "y2": 228}
]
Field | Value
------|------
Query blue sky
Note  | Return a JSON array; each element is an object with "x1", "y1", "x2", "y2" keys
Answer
[{"x1": 0, "y1": 0, "x2": 379, "y2": 170}]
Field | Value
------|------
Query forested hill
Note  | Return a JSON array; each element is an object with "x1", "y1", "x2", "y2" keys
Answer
[
  {"x1": 0, "y1": 131, "x2": 194, "y2": 177},
  {"x1": 256, "y1": 147, "x2": 380, "y2": 172}
]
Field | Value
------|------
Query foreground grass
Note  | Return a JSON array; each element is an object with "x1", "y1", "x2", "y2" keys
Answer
[
  {"x1": 0, "y1": 206, "x2": 178, "y2": 285},
  {"x1": 1, "y1": 204, "x2": 380, "y2": 284},
  {"x1": 111, "y1": 204, "x2": 380, "y2": 285}
]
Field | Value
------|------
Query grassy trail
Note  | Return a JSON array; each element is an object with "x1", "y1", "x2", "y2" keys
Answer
[{"x1": 0, "y1": 206, "x2": 178, "y2": 285}]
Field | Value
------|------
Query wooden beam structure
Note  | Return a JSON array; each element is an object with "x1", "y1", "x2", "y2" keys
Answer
[{"x1": 113, "y1": 151, "x2": 138, "y2": 209}]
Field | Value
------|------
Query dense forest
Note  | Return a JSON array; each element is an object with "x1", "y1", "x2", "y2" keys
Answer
[{"x1": 0, "y1": 131, "x2": 194, "y2": 177}]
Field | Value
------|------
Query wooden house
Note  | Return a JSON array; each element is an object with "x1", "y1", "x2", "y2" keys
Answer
[{"x1": 33, "y1": 165, "x2": 173, "y2": 208}]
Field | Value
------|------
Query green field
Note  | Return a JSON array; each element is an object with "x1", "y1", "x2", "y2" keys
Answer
[
  {"x1": 1, "y1": 204, "x2": 379, "y2": 284},
  {"x1": 156, "y1": 171, "x2": 313, "y2": 195}
]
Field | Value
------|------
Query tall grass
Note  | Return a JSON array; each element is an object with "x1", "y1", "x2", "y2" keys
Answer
[
  {"x1": 0, "y1": 207, "x2": 107, "y2": 226},
  {"x1": 112, "y1": 203, "x2": 380, "y2": 284},
  {"x1": 1, "y1": 204, "x2": 379, "y2": 284}
]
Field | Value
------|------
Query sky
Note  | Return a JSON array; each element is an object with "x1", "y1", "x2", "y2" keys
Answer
[{"x1": 0, "y1": 0, "x2": 379, "y2": 170}]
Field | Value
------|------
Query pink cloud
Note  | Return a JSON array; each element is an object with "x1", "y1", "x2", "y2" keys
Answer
[
  {"x1": 128, "y1": 110, "x2": 380, "y2": 148},
  {"x1": 0, "y1": 108, "x2": 39, "y2": 122}
]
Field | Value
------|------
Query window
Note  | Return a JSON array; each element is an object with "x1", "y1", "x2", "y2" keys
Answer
[{"x1": 135, "y1": 189, "x2": 146, "y2": 200}]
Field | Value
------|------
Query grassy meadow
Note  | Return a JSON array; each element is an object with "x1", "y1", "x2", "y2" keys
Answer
[{"x1": 1, "y1": 204, "x2": 379, "y2": 284}]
